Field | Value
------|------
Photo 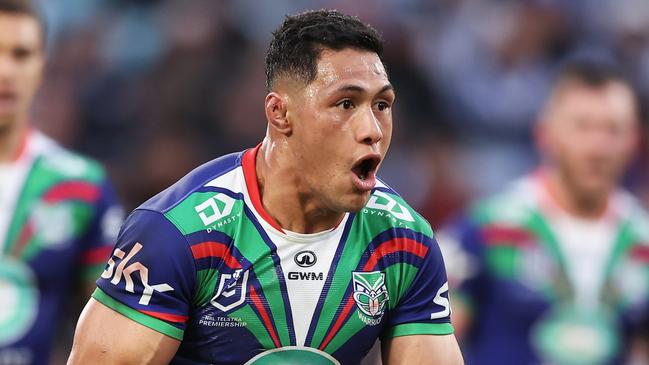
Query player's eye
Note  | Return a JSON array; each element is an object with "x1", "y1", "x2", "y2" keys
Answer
[
  {"x1": 337, "y1": 99, "x2": 355, "y2": 110},
  {"x1": 376, "y1": 101, "x2": 390, "y2": 111},
  {"x1": 12, "y1": 47, "x2": 32, "y2": 61}
]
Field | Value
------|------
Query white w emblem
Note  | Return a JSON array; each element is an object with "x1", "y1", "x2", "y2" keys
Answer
[{"x1": 352, "y1": 271, "x2": 389, "y2": 320}]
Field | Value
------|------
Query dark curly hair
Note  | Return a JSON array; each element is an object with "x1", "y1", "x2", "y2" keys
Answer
[{"x1": 265, "y1": 9, "x2": 384, "y2": 91}]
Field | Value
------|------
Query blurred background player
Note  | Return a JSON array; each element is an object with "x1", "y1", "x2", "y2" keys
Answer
[
  {"x1": 0, "y1": 0, "x2": 122, "y2": 364},
  {"x1": 439, "y1": 60, "x2": 649, "y2": 365}
]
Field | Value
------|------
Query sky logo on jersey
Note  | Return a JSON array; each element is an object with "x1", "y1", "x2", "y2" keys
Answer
[
  {"x1": 101, "y1": 243, "x2": 174, "y2": 305},
  {"x1": 352, "y1": 271, "x2": 389, "y2": 325},
  {"x1": 211, "y1": 269, "x2": 249, "y2": 312},
  {"x1": 366, "y1": 191, "x2": 415, "y2": 222},
  {"x1": 194, "y1": 193, "x2": 236, "y2": 226}
]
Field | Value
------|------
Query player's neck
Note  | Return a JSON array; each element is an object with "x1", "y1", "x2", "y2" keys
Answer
[
  {"x1": 0, "y1": 117, "x2": 29, "y2": 163},
  {"x1": 256, "y1": 140, "x2": 344, "y2": 234},
  {"x1": 540, "y1": 168, "x2": 610, "y2": 219}
]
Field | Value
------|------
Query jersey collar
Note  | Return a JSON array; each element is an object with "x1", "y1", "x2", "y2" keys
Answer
[{"x1": 242, "y1": 144, "x2": 286, "y2": 233}]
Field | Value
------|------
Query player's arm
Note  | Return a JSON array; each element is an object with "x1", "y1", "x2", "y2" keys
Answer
[
  {"x1": 68, "y1": 298, "x2": 179, "y2": 365},
  {"x1": 380, "y1": 231, "x2": 464, "y2": 364},
  {"x1": 67, "y1": 209, "x2": 197, "y2": 364},
  {"x1": 382, "y1": 334, "x2": 463, "y2": 365}
]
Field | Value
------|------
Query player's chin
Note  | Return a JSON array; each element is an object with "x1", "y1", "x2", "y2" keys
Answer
[{"x1": 337, "y1": 190, "x2": 373, "y2": 213}]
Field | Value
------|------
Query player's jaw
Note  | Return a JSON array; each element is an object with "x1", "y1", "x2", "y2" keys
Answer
[{"x1": 562, "y1": 156, "x2": 621, "y2": 198}]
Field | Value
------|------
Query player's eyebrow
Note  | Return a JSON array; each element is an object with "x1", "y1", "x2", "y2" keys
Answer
[
  {"x1": 377, "y1": 84, "x2": 394, "y2": 95},
  {"x1": 332, "y1": 83, "x2": 394, "y2": 95}
]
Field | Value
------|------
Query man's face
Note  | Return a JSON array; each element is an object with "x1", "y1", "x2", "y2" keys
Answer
[
  {"x1": 540, "y1": 80, "x2": 638, "y2": 199},
  {"x1": 0, "y1": 12, "x2": 43, "y2": 129},
  {"x1": 284, "y1": 48, "x2": 394, "y2": 213}
]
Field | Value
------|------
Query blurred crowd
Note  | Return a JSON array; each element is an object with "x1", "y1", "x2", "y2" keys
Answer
[{"x1": 31, "y1": 0, "x2": 649, "y2": 225}]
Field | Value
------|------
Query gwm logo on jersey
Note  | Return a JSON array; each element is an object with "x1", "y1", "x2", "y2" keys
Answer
[
  {"x1": 352, "y1": 271, "x2": 389, "y2": 326},
  {"x1": 288, "y1": 251, "x2": 323, "y2": 280},
  {"x1": 365, "y1": 191, "x2": 415, "y2": 222},
  {"x1": 294, "y1": 250, "x2": 317, "y2": 267},
  {"x1": 211, "y1": 269, "x2": 249, "y2": 312},
  {"x1": 194, "y1": 193, "x2": 236, "y2": 226}
]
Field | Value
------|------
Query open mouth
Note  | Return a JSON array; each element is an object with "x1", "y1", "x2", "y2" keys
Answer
[
  {"x1": 351, "y1": 154, "x2": 381, "y2": 191},
  {"x1": 352, "y1": 156, "x2": 380, "y2": 181}
]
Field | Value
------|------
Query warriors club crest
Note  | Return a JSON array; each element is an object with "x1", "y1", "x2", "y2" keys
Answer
[{"x1": 352, "y1": 271, "x2": 389, "y2": 325}]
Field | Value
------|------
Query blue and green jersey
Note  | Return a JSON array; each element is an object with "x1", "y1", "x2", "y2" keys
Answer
[
  {"x1": 440, "y1": 174, "x2": 649, "y2": 365},
  {"x1": 95, "y1": 145, "x2": 453, "y2": 364},
  {"x1": 0, "y1": 131, "x2": 122, "y2": 365}
]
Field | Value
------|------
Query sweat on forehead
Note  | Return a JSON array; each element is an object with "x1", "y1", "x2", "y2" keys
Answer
[{"x1": 313, "y1": 48, "x2": 387, "y2": 82}]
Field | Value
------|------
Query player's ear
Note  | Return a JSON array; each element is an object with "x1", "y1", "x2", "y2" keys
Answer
[{"x1": 265, "y1": 92, "x2": 291, "y2": 136}]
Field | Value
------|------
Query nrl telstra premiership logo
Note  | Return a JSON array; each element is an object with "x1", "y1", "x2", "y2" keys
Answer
[{"x1": 352, "y1": 271, "x2": 389, "y2": 326}]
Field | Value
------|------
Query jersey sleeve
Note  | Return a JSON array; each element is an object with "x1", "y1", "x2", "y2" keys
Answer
[
  {"x1": 93, "y1": 209, "x2": 197, "y2": 340},
  {"x1": 383, "y1": 235, "x2": 454, "y2": 338},
  {"x1": 78, "y1": 177, "x2": 124, "y2": 280}
]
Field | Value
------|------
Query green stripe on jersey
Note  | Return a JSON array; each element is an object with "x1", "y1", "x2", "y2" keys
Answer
[
  {"x1": 193, "y1": 269, "x2": 220, "y2": 307},
  {"x1": 5, "y1": 157, "x2": 46, "y2": 255},
  {"x1": 92, "y1": 287, "x2": 184, "y2": 340},
  {"x1": 235, "y1": 217, "x2": 291, "y2": 346},
  {"x1": 383, "y1": 263, "x2": 420, "y2": 311},
  {"x1": 383, "y1": 323, "x2": 454, "y2": 338},
  {"x1": 165, "y1": 192, "x2": 244, "y2": 236},
  {"x1": 309, "y1": 216, "x2": 367, "y2": 349}
]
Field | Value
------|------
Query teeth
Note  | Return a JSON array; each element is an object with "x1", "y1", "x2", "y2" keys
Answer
[{"x1": 360, "y1": 174, "x2": 366, "y2": 180}]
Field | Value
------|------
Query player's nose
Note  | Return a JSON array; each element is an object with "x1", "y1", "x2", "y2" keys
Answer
[{"x1": 356, "y1": 105, "x2": 383, "y2": 145}]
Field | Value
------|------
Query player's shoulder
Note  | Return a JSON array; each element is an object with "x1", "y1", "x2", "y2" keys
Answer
[
  {"x1": 138, "y1": 150, "x2": 243, "y2": 214},
  {"x1": 360, "y1": 179, "x2": 433, "y2": 238},
  {"x1": 133, "y1": 150, "x2": 246, "y2": 239},
  {"x1": 32, "y1": 131, "x2": 106, "y2": 183}
]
